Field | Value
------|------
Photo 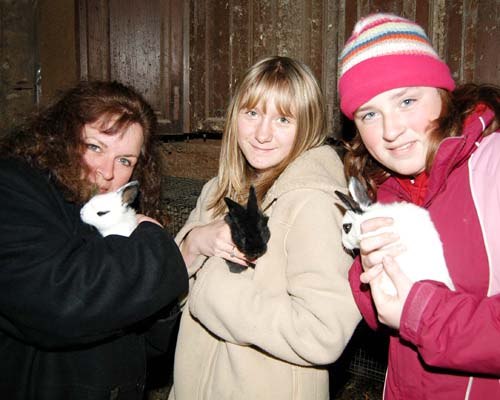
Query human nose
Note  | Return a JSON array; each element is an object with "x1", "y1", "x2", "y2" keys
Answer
[
  {"x1": 382, "y1": 114, "x2": 404, "y2": 142},
  {"x1": 255, "y1": 117, "x2": 273, "y2": 143},
  {"x1": 96, "y1": 158, "x2": 114, "y2": 181}
]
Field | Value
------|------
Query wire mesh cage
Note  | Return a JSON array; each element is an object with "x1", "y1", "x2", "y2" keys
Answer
[
  {"x1": 348, "y1": 347, "x2": 387, "y2": 382},
  {"x1": 161, "y1": 176, "x2": 206, "y2": 236},
  {"x1": 345, "y1": 321, "x2": 388, "y2": 383}
]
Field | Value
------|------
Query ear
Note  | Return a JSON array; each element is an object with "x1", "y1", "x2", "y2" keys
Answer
[
  {"x1": 335, "y1": 190, "x2": 363, "y2": 214},
  {"x1": 246, "y1": 186, "x2": 258, "y2": 213},
  {"x1": 119, "y1": 180, "x2": 139, "y2": 206},
  {"x1": 224, "y1": 197, "x2": 245, "y2": 217},
  {"x1": 348, "y1": 177, "x2": 372, "y2": 210}
]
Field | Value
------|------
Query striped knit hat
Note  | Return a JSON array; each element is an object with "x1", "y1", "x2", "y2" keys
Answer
[{"x1": 338, "y1": 13, "x2": 455, "y2": 119}]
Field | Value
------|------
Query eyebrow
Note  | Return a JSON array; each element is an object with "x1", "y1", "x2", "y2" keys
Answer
[
  {"x1": 356, "y1": 88, "x2": 413, "y2": 115},
  {"x1": 84, "y1": 136, "x2": 140, "y2": 158}
]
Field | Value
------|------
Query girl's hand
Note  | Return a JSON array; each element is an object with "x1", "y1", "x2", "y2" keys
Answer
[
  {"x1": 359, "y1": 217, "x2": 405, "y2": 284},
  {"x1": 181, "y1": 220, "x2": 248, "y2": 267},
  {"x1": 369, "y1": 256, "x2": 413, "y2": 330}
]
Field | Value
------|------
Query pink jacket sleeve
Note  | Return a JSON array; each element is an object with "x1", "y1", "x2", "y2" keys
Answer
[
  {"x1": 348, "y1": 256, "x2": 381, "y2": 330},
  {"x1": 400, "y1": 281, "x2": 500, "y2": 374}
]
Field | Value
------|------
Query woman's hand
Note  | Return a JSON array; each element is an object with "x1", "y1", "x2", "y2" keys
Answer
[
  {"x1": 369, "y1": 256, "x2": 413, "y2": 330},
  {"x1": 136, "y1": 214, "x2": 163, "y2": 227},
  {"x1": 358, "y1": 217, "x2": 405, "y2": 284},
  {"x1": 181, "y1": 220, "x2": 248, "y2": 267}
]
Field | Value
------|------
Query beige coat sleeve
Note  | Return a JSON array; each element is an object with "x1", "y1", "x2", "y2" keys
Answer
[{"x1": 189, "y1": 191, "x2": 361, "y2": 366}]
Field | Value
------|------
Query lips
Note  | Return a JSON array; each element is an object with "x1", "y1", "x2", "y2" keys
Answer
[
  {"x1": 251, "y1": 144, "x2": 274, "y2": 152},
  {"x1": 388, "y1": 141, "x2": 415, "y2": 152},
  {"x1": 95, "y1": 185, "x2": 110, "y2": 194}
]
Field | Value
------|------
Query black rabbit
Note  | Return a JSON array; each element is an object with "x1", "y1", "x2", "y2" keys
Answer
[{"x1": 224, "y1": 186, "x2": 271, "y2": 270}]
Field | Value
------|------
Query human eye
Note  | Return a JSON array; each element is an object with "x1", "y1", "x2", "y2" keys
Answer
[
  {"x1": 278, "y1": 116, "x2": 290, "y2": 124},
  {"x1": 245, "y1": 109, "x2": 258, "y2": 117},
  {"x1": 401, "y1": 98, "x2": 416, "y2": 107},
  {"x1": 118, "y1": 158, "x2": 132, "y2": 167},
  {"x1": 361, "y1": 111, "x2": 377, "y2": 121},
  {"x1": 86, "y1": 143, "x2": 101, "y2": 153}
]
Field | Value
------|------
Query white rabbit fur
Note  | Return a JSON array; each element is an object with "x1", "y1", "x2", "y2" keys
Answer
[
  {"x1": 80, "y1": 180, "x2": 139, "y2": 237},
  {"x1": 336, "y1": 177, "x2": 455, "y2": 296}
]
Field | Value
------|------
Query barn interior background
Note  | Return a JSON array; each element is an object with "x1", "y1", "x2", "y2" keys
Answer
[{"x1": 1, "y1": 0, "x2": 499, "y2": 398}]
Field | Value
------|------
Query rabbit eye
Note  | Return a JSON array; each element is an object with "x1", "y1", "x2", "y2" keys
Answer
[
  {"x1": 97, "y1": 211, "x2": 110, "y2": 217},
  {"x1": 343, "y1": 223, "x2": 352, "y2": 234}
]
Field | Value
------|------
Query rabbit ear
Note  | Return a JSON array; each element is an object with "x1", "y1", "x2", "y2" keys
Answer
[
  {"x1": 335, "y1": 190, "x2": 363, "y2": 214},
  {"x1": 246, "y1": 186, "x2": 258, "y2": 214},
  {"x1": 119, "y1": 180, "x2": 139, "y2": 206},
  {"x1": 348, "y1": 177, "x2": 372, "y2": 210},
  {"x1": 224, "y1": 196, "x2": 245, "y2": 216}
]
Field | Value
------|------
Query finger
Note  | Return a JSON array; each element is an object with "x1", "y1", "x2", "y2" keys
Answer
[
  {"x1": 136, "y1": 215, "x2": 162, "y2": 227},
  {"x1": 361, "y1": 244, "x2": 406, "y2": 269},
  {"x1": 360, "y1": 217, "x2": 394, "y2": 234},
  {"x1": 369, "y1": 269, "x2": 393, "y2": 306},
  {"x1": 359, "y1": 232, "x2": 399, "y2": 255},
  {"x1": 360, "y1": 264, "x2": 383, "y2": 284},
  {"x1": 229, "y1": 256, "x2": 253, "y2": 267},
  {"x1": 382, "y1": 256, "x2": 410, "y2": 291}
]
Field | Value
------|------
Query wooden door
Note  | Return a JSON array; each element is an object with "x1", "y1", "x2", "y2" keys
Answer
[{"x1": 77, "y1": 0, "x2": 188, "y2": 134}]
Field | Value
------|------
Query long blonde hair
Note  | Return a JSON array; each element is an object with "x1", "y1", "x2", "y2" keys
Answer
[{"x1": 209, "y1": 56, "x2": 327, "y2": 216}]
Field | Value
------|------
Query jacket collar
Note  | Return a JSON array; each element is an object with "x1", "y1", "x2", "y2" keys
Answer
[{"x1": 262, "y1": 145, "x2": 343, "y2": 209}]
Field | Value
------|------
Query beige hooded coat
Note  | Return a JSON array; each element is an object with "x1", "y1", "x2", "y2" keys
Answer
[{"x1": 170, "y1": 145, "x2": 361, "y2": 400}]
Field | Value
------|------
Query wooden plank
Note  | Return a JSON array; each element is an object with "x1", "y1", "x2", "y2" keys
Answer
[
  {"x1": 475, "y1": 0, "x2": 499, "y2": 83},
  {"x1": 86, "y1": 0, "x2": 109, "y2": 80},
  {"x1": 230, "y1": 0, "x2": 252, "y2": 92}
]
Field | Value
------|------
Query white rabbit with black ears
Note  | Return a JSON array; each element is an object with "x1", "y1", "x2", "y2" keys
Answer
[
  {"x1": 80, "y1": 180, "x2": 139, "y2": 237},
  {"x1": 335, "y1": 177, "x2": 455, "y2": 296}
]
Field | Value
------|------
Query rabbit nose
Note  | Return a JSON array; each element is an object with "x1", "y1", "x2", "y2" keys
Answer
[{"x1": 343, "y1": 223, "x2": 352, "y2": 234}]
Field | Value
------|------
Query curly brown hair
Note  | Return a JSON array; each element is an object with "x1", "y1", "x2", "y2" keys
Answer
[
  {"x1": 342, "y1": 83, "x2": 500, "y2": 200},
  {"x1": 0, "y1": 80, "x2": 168, "y2": 225}
]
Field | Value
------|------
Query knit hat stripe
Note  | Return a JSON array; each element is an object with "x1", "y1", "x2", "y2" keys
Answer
[
  {"x1": 341, "y1": 33, "x2": 436, "y2": 70},
  {"x1": 340, "y1": 21, "x2": 433, "y2": 59},
  {"x1": 341, "y1": 37, "x2": 439, "y2": 73},
  {"x1": 348, "y1": 13, "x2": 415, "y2": 33}
]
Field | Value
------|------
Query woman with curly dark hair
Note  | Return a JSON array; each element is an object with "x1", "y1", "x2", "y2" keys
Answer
[{"x1": 0, "y1": 80, "x2": 188, "y2": 400}]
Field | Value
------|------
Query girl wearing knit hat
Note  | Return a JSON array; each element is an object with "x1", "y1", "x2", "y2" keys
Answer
[{"x1": 338, "y1": 12, "x2": 500, "y2": 399}]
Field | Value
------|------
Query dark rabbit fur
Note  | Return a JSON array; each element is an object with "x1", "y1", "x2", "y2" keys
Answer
[{"x1": 224, "y1": 186, "x2": 270, "y2": 269}]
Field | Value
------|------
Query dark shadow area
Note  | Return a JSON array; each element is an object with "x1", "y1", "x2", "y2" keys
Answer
[{"x1": 330, "y1": 320, "x2": 388, "y2": 399}]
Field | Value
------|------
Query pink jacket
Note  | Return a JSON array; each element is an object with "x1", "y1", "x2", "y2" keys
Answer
[{"x1": 349, "y1": 107, "x2": 500, "y2": 399}]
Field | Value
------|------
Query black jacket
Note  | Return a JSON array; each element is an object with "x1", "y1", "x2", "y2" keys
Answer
[{"x1": 0, "y1": 158, "x2": 188, "y2": 399}]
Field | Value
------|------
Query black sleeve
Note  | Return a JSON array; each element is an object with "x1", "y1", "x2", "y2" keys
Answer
[
  {"x1": 144, "y1": 302, "x2": 182, "y2": 358},
  {"x1": 0, "y1": 159, "x2": 188, "y2": 349}
]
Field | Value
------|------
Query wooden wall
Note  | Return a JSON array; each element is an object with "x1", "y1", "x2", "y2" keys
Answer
[
  {"x1": 188, "y1": 0, "x2": 500, "y2": 136},
  {"x1": 3, "y1": 1, "x2": 498, "y2": 137}
]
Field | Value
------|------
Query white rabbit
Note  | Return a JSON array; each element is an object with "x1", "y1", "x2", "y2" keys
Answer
[
  {"x1": 80, "y1": 181, "x2": 139, "y2": 237},
  {"x1": 335, "y1": 177, "x2": 454, "y2": 296}
]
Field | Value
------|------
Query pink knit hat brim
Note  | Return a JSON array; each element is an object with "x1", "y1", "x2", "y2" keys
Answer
[{"x1": 339, "y1": 54, "x2": 455, "y2": 119}]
